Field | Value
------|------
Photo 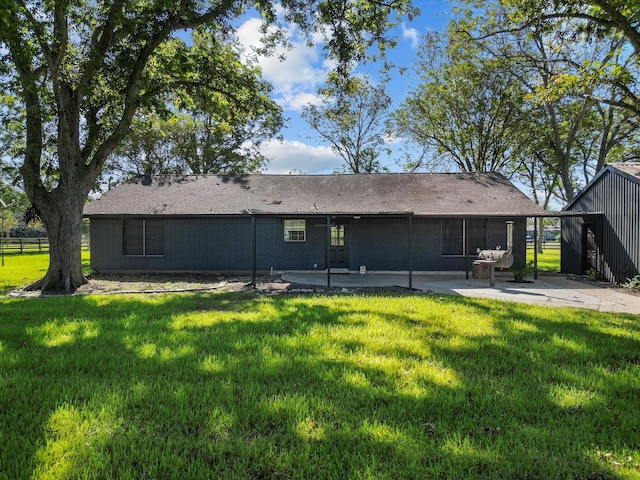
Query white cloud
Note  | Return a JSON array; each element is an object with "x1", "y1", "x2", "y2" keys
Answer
[
  {"x1": 261, "y1": 139, "x2": 343, "y2": 174},
  {"x1": 401, "y1": 23, "x2": 420, "y2": 49},
  {"x1": 234, "y1": 17, "x2": 265, "y2": 53},
  {"x1": 235, "y1": 17, "x2": 330, "y2": 111},
  {"x1": 279, "y1": 91, "x2": 322, "y2": 111}
]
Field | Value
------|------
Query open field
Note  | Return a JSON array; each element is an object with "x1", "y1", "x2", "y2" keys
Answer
[
  {"x1": 0, "y1": 250, "x2": 91, "y2": 295},
  {"x1": 1, "y1": 291, "x2": 639, "y2": 479}
]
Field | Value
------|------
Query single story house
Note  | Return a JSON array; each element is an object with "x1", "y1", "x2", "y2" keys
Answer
[
  {"x1": 562, "y1": 163, "x2": 640, "y2": 283},
  {"x1": 83, "y1": 173, "x2": 547, "y2": 280}
]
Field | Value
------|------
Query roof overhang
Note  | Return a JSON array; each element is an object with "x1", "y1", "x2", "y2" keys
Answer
[
  {"x1": 84, "y1": 210, "x2": 593, "y2": 219},
  {"x1": 529, "y1": 210, "x2": 604, "y2": 218}
]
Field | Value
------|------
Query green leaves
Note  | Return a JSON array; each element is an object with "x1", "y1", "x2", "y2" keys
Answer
[
  {"x1": 1, "y1": 0, "x2": 417, "y2": 182},
  {"x1": 1, "y1": 0, "x2": 417, "y2": 291},
  {"x1": 104, "y1": 25, "x2": 284, "y2": 178},
  {"x1": 302, "y1": 74, "x2": 392, "y2": 173},
  {"x1": 396, "y1": 27, "x2": 529, "y2": 173}
]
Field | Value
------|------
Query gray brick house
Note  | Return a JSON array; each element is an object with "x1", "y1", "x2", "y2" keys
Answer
[{"x1": 83, "y1": 173, "x2": 546, "y2": 276}]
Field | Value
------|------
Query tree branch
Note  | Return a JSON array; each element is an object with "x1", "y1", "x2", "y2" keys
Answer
[
  {"x1": 591, "y1": 0, "x2": 640, "y2": 53},
  {"x1": 85, "y1": 1, "x2": 241, "y2": 178},
  {"x1": 1, "y1": 4, "x2": 47, "y2": 201},
  {"x1": 52, "y1": 0, "x2": 68, "y2": 80},
  {"x1": 80, "y1": 0, "x2": 128, "y2": 89},
  {"x1": 13, "y1": 0, "x2": 56, "y2": 70}
]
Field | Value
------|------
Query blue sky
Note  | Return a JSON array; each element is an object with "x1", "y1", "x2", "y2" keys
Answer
[{"x1": 234, "y1": 1, "x2": 453, "y2": 174}]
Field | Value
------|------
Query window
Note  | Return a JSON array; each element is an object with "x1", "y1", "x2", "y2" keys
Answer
[
  {"x1": 331, "y1": 225, "x2": 345, "y2": 246},
  {"x1": 441, "y1": 219, "x2": 463, "y2": 256},
  {"x1": 466, "y1": 219, "x2": 487, "y2": 254},
  {"x1": 284, "y1": 219, "x2": 306, "y2": 242},
  {"x1": 123, "y1": 219, "x2": 164, "y2": 256}
]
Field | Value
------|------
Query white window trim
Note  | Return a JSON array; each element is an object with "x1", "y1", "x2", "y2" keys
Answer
[{"x1": 284, "y1": 219, "x2": 306, "y2": 242}]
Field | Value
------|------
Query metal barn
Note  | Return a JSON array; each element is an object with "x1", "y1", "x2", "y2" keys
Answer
[{"x1": 561, "y1": 163, "x2": 640, "y2": 283}]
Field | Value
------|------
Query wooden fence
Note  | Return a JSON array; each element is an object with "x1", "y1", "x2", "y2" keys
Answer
[{"x1": 0, "y1": 237, "x2": 90, "y2": 253}]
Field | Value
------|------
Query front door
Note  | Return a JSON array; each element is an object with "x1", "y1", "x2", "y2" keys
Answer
[{"x1": 330, "y1": 224, "x2": 348, "y2": 269}]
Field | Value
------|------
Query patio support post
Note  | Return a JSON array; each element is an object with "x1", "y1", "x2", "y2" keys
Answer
[
  {"x1": 463, "y1": 218, "x2": 472, "y2": 280},
  {"x1": 465, "y1": 218, "x2": 469, "y2": 279},
  {"x1": 407, "y1": 213, "x2": 413, "y2": 289},
  {"x1": 251, "y1": 215, "x2": 257, "y2": 287},
  {"x1": 326, "y1": 216, "x2": 331, "y2": 288},
  {"x1": 533, "y1": 217, "x2": 538, "y2": 280}
]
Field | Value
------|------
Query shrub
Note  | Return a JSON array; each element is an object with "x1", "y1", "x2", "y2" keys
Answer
[
  {"x1": 510, "y1": 260, "x2": 534, "y2": 282},
  {"x1": 622, "y1": 274, "x2": 640, "y2": 292},
  {"x1": 586, "y1": 267, "x2": 600, "y2": 281},
  {"x1": 9, "y1": 225, "x2": 47, "y2": 238}
]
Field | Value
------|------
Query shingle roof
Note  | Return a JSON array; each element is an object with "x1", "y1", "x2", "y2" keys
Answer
[{"x1": 84, "y1": 173, "x2": 547, "y2": 217}]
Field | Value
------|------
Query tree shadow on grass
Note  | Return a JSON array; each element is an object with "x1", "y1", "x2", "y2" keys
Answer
[
  {"x1": 423, "y1": 298, "x2": 640, "y2": 479},
  {"x1": 0, "y1": 292, "x2": 638, "y2": 479}
]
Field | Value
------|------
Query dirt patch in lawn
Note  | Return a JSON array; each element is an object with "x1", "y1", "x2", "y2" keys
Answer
[{"x1": 9, "y1": 273, "x2": 418, "y2": 297}]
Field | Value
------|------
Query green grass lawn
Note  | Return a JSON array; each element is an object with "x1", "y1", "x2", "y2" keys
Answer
[
  {"x1": 1, "y1": 290, "x2": 639, "y2": 479},
  {"x1": 0, "y1": 250, "x2": 91, "y2": 294},
  {"x1": 527, "y1": 243, "x2": 561, "y2": 272}
]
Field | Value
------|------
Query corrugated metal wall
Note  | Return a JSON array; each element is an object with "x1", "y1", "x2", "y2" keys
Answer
[
  {"x1": 561, "y1": 217, "x2": 581, "y2": 275},
  {"x1": 562, "y1": 167, "x2": 640, "y2": 282}
]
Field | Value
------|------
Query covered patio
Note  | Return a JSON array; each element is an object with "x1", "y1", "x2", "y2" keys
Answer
[{"x1": 281, "y1": 271, "x2": 640, "y2": 314}]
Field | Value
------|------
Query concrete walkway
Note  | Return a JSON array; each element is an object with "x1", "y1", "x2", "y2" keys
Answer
[{"x1": 281, "y1": 271, "x2": 640, "y2": 315}]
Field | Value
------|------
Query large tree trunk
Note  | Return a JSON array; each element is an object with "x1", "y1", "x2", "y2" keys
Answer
[
  {"x1": 26, "y1": 187, "x2": 88, "y2": 293},
  {"x1": 23, "y1": 105, "x2": 95, "y2": 294},
  {"x1": 43, "y1": 201, "x2": 87, "y2": 292},
  {"x1": 21, "y1": 80, "x2": 99, "y2": 294}
]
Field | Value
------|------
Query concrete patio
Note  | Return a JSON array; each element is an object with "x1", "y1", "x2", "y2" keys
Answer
[{"x1": 281, "y1": 271, "x2": 640, "y2": 314}]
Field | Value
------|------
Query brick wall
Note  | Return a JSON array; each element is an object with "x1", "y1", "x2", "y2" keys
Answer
[
  {"x1": 89, "y1": 216, "x2": 527, "y2": 273},
  {"x1": 255, "y1": 217, "x2": 325, "y2": 271}
]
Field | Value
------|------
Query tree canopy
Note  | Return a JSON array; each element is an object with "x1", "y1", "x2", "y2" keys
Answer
[
  {"x1": 0, "y1": 0, "x2": 416, "y2": 292},
  {"x1": 105, "y1": 28, "x2": 284, "y2": 180},
  {"x1": 492, "y1": 0, "x2": 640, "y2": 200},
  {"x1": 394, "y1": 27, "x2": 530, "y2": 174},
  {"x1": 397, "y1": 0, "x2": 640, "y2": 205},
  {"x1": 494, "y1": 0, "x2": 640, "y2": 119},
  {"x1": 302, "y1": 74, "x2": 392, "y2": 173}
]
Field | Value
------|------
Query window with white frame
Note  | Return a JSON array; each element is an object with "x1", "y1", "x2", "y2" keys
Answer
[
  {"x1": 284, "y1": 219, "x2": 306, "y2": 242},
  {"x1": 123, "y1": 219, "x2": 165, "y2": 256}
]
